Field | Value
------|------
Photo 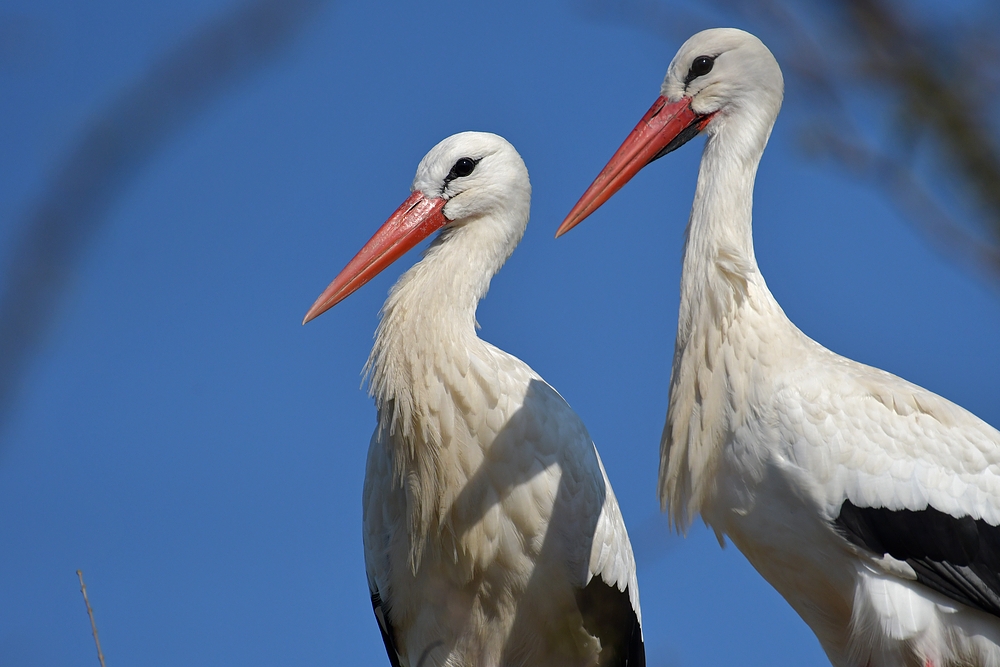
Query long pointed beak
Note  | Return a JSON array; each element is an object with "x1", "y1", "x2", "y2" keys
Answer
[
  {"x1": 302, "y1": 191, "x2": 447, "y2": 324},
  {"x1": 556, "y1": 96, "x2": 712, "y2": 237}
]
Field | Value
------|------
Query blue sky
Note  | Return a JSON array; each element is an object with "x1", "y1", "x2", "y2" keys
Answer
[{"x1": 2, "y1": 1, "x2": 999, "y2": 665}]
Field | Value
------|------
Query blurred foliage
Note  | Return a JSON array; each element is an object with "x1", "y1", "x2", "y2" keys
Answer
[
  {"x1": 0, "y1": 0, "x2": 328, "y2": 440},
  {"x1": 583, "y1": 0, "x2": 1000, "y2": 285}
]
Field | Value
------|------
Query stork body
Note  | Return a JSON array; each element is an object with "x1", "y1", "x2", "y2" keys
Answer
[
  {"x1": 306, "y1": 132, "x2": 643, "y2": 667},
  {"x1": 559, "y1": 29, "x2": 1000, "y2": 667}
]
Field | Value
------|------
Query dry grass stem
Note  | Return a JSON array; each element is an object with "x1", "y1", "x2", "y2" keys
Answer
[{"x1": 76, "y1": 570, "x2": 107, "y2": 667}]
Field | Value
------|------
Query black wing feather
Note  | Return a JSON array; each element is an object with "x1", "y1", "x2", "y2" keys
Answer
[
  {"x1": 576, "y1": 578, "x2": 645, "y2": 667},
  {"x1": 835, "y1": 500, "x2": 1000, "y2": 619},
  {"x1": 371, "y1": 589, "x2": 404, "y2": 667}
]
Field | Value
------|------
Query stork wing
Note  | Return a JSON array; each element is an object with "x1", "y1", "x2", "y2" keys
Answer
[
  {"x1": 370, "y1": 587, "x2": 404, "y2": 667},
  {"x1": 778, "y1": 352, "x2": 1000, "y2": 619},
  {"x1": 362, "y1": 426, "x2": 405, "y2": 667},
  {"x1": 583, "y1": 451, "x2": 644, "y2": 667},
  {"x1": 836, "y1": 500, "x2": 1000, "y2": 618},
  {"x1": 576, "y1": 574, "x2": 645, "y2": 667},
  {"x1": 525, "y1": 376, "x2": 645, "y2": 667}
]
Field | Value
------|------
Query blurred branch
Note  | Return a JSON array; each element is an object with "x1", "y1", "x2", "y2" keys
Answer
[
  {"x1": 0, "y1": 0, "x2": 328, "y2": 441},
  {"x1": 842, "y1": 0, "x2": 1000, "y2": 219},
  {"x1": 804, "y1": 127, "x2": 1000, "y2": 282},
  {"x1": 628, "y1": 510, "x2": 682, "y2": 568},
  {"x1": 580, "y1": 0, "x2": 1000, "y2": 286}
]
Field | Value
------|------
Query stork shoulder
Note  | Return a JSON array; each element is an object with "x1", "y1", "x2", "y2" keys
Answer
[{"x1": 769, "y1": 347, "x2": 1000, "y2": 523}]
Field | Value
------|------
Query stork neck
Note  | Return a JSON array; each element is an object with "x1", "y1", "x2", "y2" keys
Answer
[
  {"x1": 688, "y1": 130, "x2": 761, "y2": 269},
  {"x1": 677, "y1": 121, "x2": 771, "y2": 330},
  {"x1": 660, "y1": 113, "x2": 781, "y2": 526},
  {"x1": 365, "y1": 212, "x2": 525, "y2": 430},
  {"x1": 387, "y1": 231, "x2": 491, "y2": 335}
]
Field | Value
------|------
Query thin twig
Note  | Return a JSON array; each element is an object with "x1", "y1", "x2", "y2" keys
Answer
[{"x1": 76, "y1": 570, "x2": 107, "y2": 667}]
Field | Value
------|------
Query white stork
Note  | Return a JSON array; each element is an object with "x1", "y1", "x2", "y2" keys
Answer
[
  {"x1": 304, "y1": 132, "x2": 643, "y2": 667},
  {"x1": 557, "y1": 28, "x2": 1000, "y2": 667}
]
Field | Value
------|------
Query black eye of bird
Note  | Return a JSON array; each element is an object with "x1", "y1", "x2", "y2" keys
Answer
[
  {"x1": 685, "y1": 55, "x2": 715, "y2": 84},
  {"x1": 446, "y1": 157, "x2": 478, "y2": 182}
]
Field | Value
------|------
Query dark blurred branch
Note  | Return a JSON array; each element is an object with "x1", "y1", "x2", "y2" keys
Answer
[
  {"x1": 841, "y1": 0, "x2": 1000, "y2": 238},
  {"x1": 580, "y1": 0, "x2": 1000, "y2": 286},
  {"x1": 804, "y1": 127, "x2": 1000, "y2": 282},
  {"x1": 0, "y1": 0, "x2": 328, "y2": 441}
]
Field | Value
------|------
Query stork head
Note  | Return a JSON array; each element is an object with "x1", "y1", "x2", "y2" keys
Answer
[
  {"x1": 412, "y1": 131, "x2": 531, "y2": 229},
  {"x1": 556, "y1": 28, "x2": 783, "y2": 236},
  {"x1": 303, "y1": 131, "x2": 530, "y2": 323}
]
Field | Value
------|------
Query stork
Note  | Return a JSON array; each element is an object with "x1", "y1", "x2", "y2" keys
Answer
[
  {"x1": 304, "y1": 132, "x2": 643, "y2": 667},
  {"x1": 557, "y1": 28, "x2": 1000, "y2": 667}
]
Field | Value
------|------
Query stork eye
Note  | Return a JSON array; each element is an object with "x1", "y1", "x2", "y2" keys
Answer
[
  {"x1": 446, "y1": 157, "x2": 478, "y2": 182},
  {"x1": 685, "y1": 55, "x2": 715, "y2": 84}
]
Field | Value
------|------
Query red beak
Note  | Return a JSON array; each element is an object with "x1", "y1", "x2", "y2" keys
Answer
[
  {"x1": 556, "y1": 96, "x2": 712, "y2": 237},
  {"x1": 302, "y1": 191, "x2": 447, "y2": 324}
]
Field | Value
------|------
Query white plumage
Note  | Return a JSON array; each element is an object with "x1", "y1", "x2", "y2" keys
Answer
[
  {"x1": 559, "y1": 28, "x2": 1000, "y2": 667},
  {"x1": 305, "y1": 132, "x2": 643, "y2": 667}
]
